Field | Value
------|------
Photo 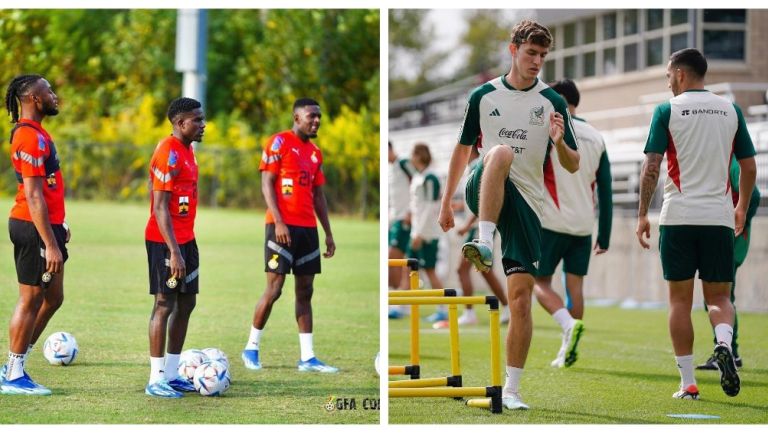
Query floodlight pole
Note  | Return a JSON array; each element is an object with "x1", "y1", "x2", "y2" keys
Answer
[{"x1": 175, "y1": 9, "x2": 208, "y2": 112}]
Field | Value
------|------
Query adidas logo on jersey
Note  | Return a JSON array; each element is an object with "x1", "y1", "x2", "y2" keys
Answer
[{"x1": 489, "y1": 108, "x2": 501, "y2": 116}]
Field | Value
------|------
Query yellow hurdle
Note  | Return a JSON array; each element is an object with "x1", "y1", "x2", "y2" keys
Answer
[
  {"x1": 388, "y1": 258, "x2": 423, "y2": 379},
  {"x1": 388, "y1": 276, "x2": 503, "y2": 414}
]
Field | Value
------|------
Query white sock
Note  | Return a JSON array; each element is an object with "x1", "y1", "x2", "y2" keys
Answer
[
  {"x1": 245, "y1": 326, "x2": 263, "y2": 350},
  {"x1": 552, "y1": 308, "x2": 575, "y2": 332},
  {"x1": 6, "y1": 352, "x2": 24, "y2": 381},
  {"x1": 149, "y1": 356, "x2": 166, "y2": 384},
  {"x1": 462, "y1": 309, "x2": 476, "y2": 318},
  {"x1": 21, "y1": 344, "x2": 33, "y2": 370},
  {"x1": 478, "y1": 221, "x2": 496, "y2": 246},
  {"x1": 675, "y1": 354, "x2": 696, "y2": 388},
  {"x1": 503, "y1": 366, "x2": 524, "y2": 395},
  {"x1": 299, "y1": 333, "x2": 315, "y2": 362},
  {"x1": 714, "y1": 323, "x2": 734, "y2": 348},
  {"x1": 164, "y1": 353, "x2": 181, "y2": 380}
]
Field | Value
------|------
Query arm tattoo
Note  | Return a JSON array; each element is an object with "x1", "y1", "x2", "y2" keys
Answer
[{"x1": 638, "y1": 153, "x2": 663, "y2": 217}]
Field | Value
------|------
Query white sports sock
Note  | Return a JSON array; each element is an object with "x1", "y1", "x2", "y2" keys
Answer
[
  {"x1": 164, "y1": 353, "x2": 181, "y2": 380},
  {"x1": 503, "y1": 366, "x2": 524, "y2": 395},
  {"x1": 478, "y1": 221, "x2": 496, "y2": 246},
  {"x1": 21, "y1": 344, "x2": 33, "y2": 369},
  {"x1": 675, "y1": 354, "x2": 696, "y2": 388},
  {"x1": 714, "y1": 323, "x2": 734, "y2": 348},
  {"x1": 552, "y1": 308, "x2": 575, "y2": 332},
  {"x1": 149, "y1": 356, "x2": 166, "y2": 384},
  {"x1": 6, "y1": 352, "x2": 24, "y2": 381},
  {"x1": 245, "y1": 326, "x2": 263, "y2": 350},
  {"x1": 299, "y1": 333, "x2": 315, "y2": 362}
]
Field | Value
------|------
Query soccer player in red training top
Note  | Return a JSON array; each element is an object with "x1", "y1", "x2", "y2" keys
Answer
[
  {"x1": 144, "y1": 97, "x2": 205, "y2": 398},
  {"x1": 1, "y1": 74, "x2": 69, "y2": 396},
  {"x1": 242, "y1": 98, "x2": 338, "y2": 373}
]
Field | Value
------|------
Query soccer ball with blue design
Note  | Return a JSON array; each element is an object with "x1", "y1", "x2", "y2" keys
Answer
[
  {"x1": 43, "y1": 331, "x2": 78, "y2": 366},
  {"x1": 178, "y1": 349, "x2": 209, "y2": 381},
  {"x1": 193, "y1": 360, "x2": 230, "y2": 397},
  {"x1": 201, "y1": 347, "x2": 229, "y2": 370}
]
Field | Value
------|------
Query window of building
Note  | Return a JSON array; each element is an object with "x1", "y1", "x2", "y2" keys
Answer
[
  {"x1": 646, "y1": 37, "x2": 664, "y2": 66},
  {"x1": 583, "y1": 51, "x2": 596, "y2": 77},
  {"x1": 671, "y1": 9, "x2": 689, "y2": 25},
  {"x1": 544, "y1": 59, "x2": 556, "y2": 83},
  {"x1": 563, "y1": 22, "x2": 577, "y2": 48},
  {"x1": 670, "y1": 32, "x2": 688, "y2": 54},
  {"x1": 703, "y1": 30, "x2": 746, "y2": 60},
  {"x1": 583, "y1": 17, "x2": 596, "y2": 44},
  {"x1": 703, "y1": 9, "x2": 746, "y2": 23},
  {"x1": 624, "y1": 43, "x2": 638, "y2": 72},
  {"x1": 646, "y1": 10, "x2": 664, "y2": 31},
  {"x1": 564, "y1": 55, "x2": 577, "y2": 79},
  {"x1": 603, "y1": 47, "x2": 617, "y2": 75},
  {"x1": 603, "y1": 13, "x2": 616, "y2": 40},
  {"x1": 624, "y1": 10, "x2": 638, "y2": 35}
]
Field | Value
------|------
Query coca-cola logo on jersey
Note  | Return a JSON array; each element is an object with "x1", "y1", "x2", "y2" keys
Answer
[{"x1": 498, "y1": 128, "x2": 528, "y2": 140}]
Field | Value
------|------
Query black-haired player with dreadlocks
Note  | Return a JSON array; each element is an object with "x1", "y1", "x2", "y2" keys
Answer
[
  {"x1": 144, "y1": 97, "x2": 205, "y2": 398},
  {"x1": 2, "y1": 74, "x2": 68, "y2": 396}
]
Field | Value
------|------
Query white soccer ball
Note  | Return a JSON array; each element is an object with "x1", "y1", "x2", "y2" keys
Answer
[
  {"x1": 374, "y1": 352, "x2": 380, "y2": 376},
  {"x1": 43, "y1": 331, "x2": 78, "y2": 366},
  {"x1": 178, "y1": 349, "x2": 209, "y2": 381},
  {"x1": 201, "y1": 347, "x2": 229, "y2": 369},
  {"x1": 193, "y1": 360, "x2": 231, "y2": 397}
]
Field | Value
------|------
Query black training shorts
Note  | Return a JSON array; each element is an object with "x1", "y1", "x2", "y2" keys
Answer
[
  {"x1": 146, "y1": 239, "x2": 200, "y2": 295},
  {"x1": 9, "y1": 218, "x2": 68, "y2": 286},
  {"x1": 264, "y1": 223, "x2": 321, "y2": 275}
]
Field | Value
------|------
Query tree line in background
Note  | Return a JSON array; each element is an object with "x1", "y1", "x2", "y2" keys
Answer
[
  {"x1": 389, "y1": 9, "x2": 511, "y2": 101},
  {"x1": 0, "y1": 9, "x2": 380, "y2": 218}
]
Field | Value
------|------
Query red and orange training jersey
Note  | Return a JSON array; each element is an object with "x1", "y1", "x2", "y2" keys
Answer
[
  {"x1": 145, "y1": 135, "x2": 199, "y2": 244},
  {"x1": 9, "y1": 119, "x2": 66, "y2": 224},
  {"x1": 259, "y1": 130, "x2": 325, "y2": 227}
]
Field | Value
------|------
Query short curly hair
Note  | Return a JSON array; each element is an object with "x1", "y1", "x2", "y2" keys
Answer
[
  {"x1": 510, "y1": 19, "x2": 553, "y2": 49},
  {"x1": 167, "y1": 97, "x2": 202, "y2": 123}
]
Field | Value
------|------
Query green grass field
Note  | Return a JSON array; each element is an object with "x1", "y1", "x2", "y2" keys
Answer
[
  {"x1": 389, "y1": 302, "x2": 768, "y2": 424},
  {"x1": 0, "y1": 198, "x2": 379, "y2": 424}
]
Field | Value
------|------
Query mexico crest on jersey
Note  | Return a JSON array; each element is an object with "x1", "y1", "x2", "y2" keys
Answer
[{"x1": 530, "y1": 106, "x2": 545, "y2": 126}]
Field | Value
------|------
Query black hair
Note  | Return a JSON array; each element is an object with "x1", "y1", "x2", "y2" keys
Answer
[
  {"x1": 167, "y1": 97, "x2": 202, "y2": 123},
  {"x1": 5, "y1": 74, "x2": 43, "y2": 123},
  {"x1": 669, "y1": 48, "x2": 708, "y2": 79},
  {"x1": 549, "y1": 78, "x2": 580, "y2": 107},
  {"x1": 293, "y1": 98, "x2": 320, "y2": 111}
]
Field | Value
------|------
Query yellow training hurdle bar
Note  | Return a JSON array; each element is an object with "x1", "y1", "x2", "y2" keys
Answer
[
  {"x1": 388, "y1": 258, "x2": 423, "y2": 379},
  {"x1": 388, "y1": 293, "x2": 503, "y2": 414}
]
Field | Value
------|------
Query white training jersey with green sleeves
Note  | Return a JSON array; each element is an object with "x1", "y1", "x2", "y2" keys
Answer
[
  {"x1": 389, "y1": 157, "x2": 414, "y2": 221},
  {"x1": 644, "y1": 89, "x2": 756, "y2": 228},
  {"x1": 541, "y1": 117, "x2": 609, "y2": 236},
  {"x1": 409, "y1": 167, "x2": 442, "y2": 241},
  {"x1": 457, "y1": 76, "x2": 578, "y2": 219}
]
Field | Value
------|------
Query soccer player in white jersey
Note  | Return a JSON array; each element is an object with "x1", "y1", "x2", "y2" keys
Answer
[
  {"x1": 636, "y1": 48, "x2": 756, "y2": 400},
  {"x1": 438, "y1": 19, "x2": 580, "y2": 410},
  {"x1": 388, "y1": 142, "x2": 414, "y2": 319},
  {"x1": 534, "y1": 79, "x2": 613, "y2": 368},
  {"x1": 408, "y1": 143, "x2": 446, "y2": 321}
]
